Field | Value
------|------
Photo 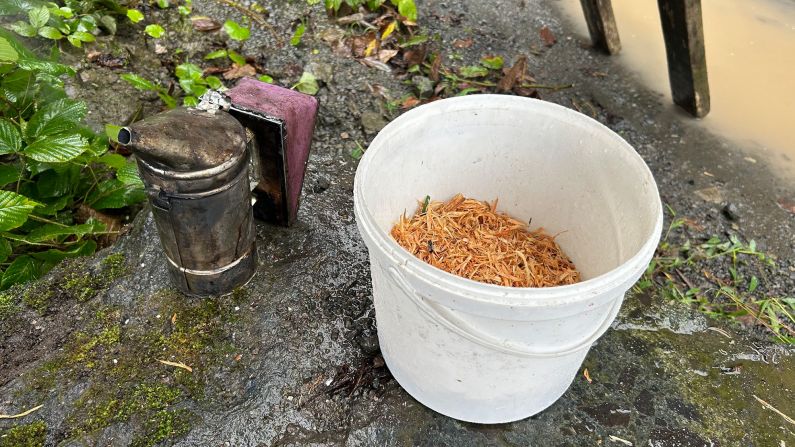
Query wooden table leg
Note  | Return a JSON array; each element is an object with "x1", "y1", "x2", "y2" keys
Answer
[
  {"x1": 579, "y1": 0, "x2": 622, "y2": 55},
  {"x1": 658, "y1": 0, "x2": 710, "y2": 117}
]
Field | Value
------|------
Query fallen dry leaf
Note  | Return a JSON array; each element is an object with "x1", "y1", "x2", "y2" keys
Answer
[
  {"x1": 401, "y1": 96, "x2": 421, "y2": 109},
  {"x1": 337, "y1": 12, "x2": 366, "y2": 25},
  {"x1": 171, "y1": 313, "x2": 177, "y2": 325},
  {"x1": 234, "y1": 354, "x2": 243, "y2": 361},
  {"x1": 191, "y1": 16, "x2": 221, "y2": 32},
  {"x1": 429, "y1": 52, "x2": 442, "y2": 82},
  {"x1": 513, "y1": 87, "x2": 539, "y2": 98},
  {"x1": 402, "y1": 46, "x2": 427, "y2": 67},
  {"x1": 349, "y1": 34, "x2": 375, "y2": 58},
  {"x1": 377, "y1": 49, "x2": 399, "y2": 63},
  {"x1": 452, "y1": 37, "x2": 473, "y2": 48},
  {"x1": 777, "y1": 198, "x2": 795, "y2": 214},
  {"x1": 539, "y1": 25, "x2": 556, "y2": 46},
  {"x1": 223, "y1": 64, "x2": 257, "y2": 80},
  {"x1": 359, "y1": 57, "x2": 392, "y2": 72},
  {"x1": 497, "y1": 55, "x2": 528, "y2": 92},
  {"x1": 157, "y1": 359, "x2": 193, "y2": 373},
  {"x1": 583, "y1": 368, "x2": 592, "y2": 383}
]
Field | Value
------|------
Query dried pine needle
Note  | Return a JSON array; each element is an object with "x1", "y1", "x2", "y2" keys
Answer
[{"x1": 391, "y1": 194, "x2": 581, "y2": 288}]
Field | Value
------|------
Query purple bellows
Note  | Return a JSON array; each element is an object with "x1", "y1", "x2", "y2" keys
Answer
[{"x1": 226, "y1": 77, "x2": 319, "y2": 226}]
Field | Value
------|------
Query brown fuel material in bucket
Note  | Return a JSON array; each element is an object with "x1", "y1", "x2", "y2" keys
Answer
[{"x1": 391, "y1": 194, "x2": 581, "y2": 288}]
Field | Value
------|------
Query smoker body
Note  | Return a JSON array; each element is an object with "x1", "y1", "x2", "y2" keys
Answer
[{"x1": 122, "y1": 108, "x2": 257, "y2": 296}]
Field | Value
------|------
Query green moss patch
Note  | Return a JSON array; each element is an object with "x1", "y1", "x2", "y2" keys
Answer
[
  {"x1": 26, "y1": 287, "x2": 252, "y2": 444},
  {"x1": 0, "y1": 421, "x2": 47, "y2": 447}
]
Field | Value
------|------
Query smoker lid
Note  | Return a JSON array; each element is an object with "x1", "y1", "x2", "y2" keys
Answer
[{"x1": 122, "y1": 107, "x2": 247, "y2": 172}]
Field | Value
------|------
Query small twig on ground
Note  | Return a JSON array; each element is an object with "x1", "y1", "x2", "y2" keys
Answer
[
  {"x1": 608, "y1": 435, "x2": 633, "y2": 446},
  {"x1": 0, "y1": 404, "x2": 43, "y2": 419},
  {"x1": 157, "y1": 359, "x2": 193, "y2": 373},
  {"x1": 706, "y1": 326, "x2": 732, "y2": 338},
  {"x1": 753, "y1": 394, "x2": 795, "y2": 426},
  {"x1": 675, "y1": 268, "x2": 696, "y2": 290}
]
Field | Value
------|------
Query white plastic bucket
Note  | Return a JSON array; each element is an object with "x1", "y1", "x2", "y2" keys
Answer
[{"x1": 353, "y1": 95, "x2": 662, "y2": 424}]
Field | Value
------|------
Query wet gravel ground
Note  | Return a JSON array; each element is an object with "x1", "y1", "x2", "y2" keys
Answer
[{"x1": 1, "y1": 0, "x2": 795, "y2": 445}]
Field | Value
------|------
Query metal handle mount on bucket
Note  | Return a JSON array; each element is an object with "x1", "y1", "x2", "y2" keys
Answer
[{"x1": 387, "y1": 266, "x2": 622, "y2": 358}]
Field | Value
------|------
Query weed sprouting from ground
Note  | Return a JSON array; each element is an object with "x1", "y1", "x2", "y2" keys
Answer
[{"x1": 636, "y1": 206, "x2": 794, "y2": 344}]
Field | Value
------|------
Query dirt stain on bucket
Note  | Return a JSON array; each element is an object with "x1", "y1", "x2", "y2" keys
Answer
[{"x1": 557, "y1": 0, "x2": 795, "y2": 179}]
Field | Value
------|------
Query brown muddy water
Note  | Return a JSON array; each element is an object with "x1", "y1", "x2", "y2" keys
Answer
[{"x1": 557, "y1": 0, "x2": 795, "y2": 180}]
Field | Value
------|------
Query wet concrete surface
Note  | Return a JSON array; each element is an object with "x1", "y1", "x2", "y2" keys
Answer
[{"x1": 2, "y1": 0, "x2": 795, "y2": 445}]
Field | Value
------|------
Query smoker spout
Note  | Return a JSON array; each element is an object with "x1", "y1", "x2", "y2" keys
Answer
[
  {"x1": 119, "y1": 107, "x2": 246, "y2": 172},
  {"x1": 117, "y1": 127, "x2": 132, "y2": 145}
]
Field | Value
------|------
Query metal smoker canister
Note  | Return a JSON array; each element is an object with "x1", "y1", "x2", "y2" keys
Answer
[{"x1": 119, "y1": 107, "x2": 257, "y2": 296}]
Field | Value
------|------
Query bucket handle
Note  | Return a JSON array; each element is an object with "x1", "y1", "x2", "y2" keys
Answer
[{"x1": 387, "y1": 266, "x2": 622, "y2": 358}]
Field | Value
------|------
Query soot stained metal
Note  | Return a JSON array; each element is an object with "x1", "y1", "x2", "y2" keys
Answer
[{"x1": 120, "y1": 78, "x2": 318, "y2": 296}]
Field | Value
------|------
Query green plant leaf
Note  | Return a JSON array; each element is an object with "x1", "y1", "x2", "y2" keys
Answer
[
  {"x1": 0, "y1": 164, "x2": 22, "y2": 186},
  {"x1": 66, "y1": 35, "x2": 82, "y2": 47},
  {"x1": 9, "y1": 21, "x2": 37, "y2": 38},
  {"x1": 290, "y1": 22, "x2": 306, "y2": 46},
  {"x1": 175, "y1": 63, "x2": 202, "y2": 80},
  {"x1": 100, "y1": 15, "x2": 117, "y2": 34},
  {"x1": 78, "y1": 15, "x2": 98, "y2": 32},
  {"x1": 397, "y1": 0, "x2": 417, "y2": 21},
  {"x1": 73, "y1": 31, "x2": 95, "y2": 42},
  {"x1": 16, "y1": 58, "x2": 73, "y2": 76},
  {"x1": 0, "y1": 239, "x2": 11, "y2": 264},
  {"x1": 480, "y1": 55, "x2": 504, "y2": 70},
  {"x1": 205, "y1": 75, "x2": 222, "y2": 89},
  {"x1": 144, "y1": 24, "x2": 165, "y2": 38},
  {"x1": 157, "y1": 92, "x2": 177, "y2": 109},
  {"x1": 399, "y1": 34, "x2": 428, "y2": 48},
  {"x1": 157, "y1": 0, "x2": 169, "y2": 8},
  {"x1": 37, "y1": 26, "x2": 63, "y2": 40},
  {"x1": 35, "y1": 167, "x2": 77, "y2": 198},
  {"x1": 1, "y1": 255, "x2": 40, "y2": 290},
  {"x1": 459, "y1": 65, "x2": 488, "y2": 78},
  {"x1": 120, "y1": 73, "x2": 156, "y2": 90},
  {"x1": 455, "y1": 87, "x2": 480, "y2": 96},
  {"x1": 31, "y1": 239, "x2": 97, "y2": 263},
  {"x1": 28, "y1": 5, "x2": 50, "y2": 28},
  {"x1": 227, "y1": 50, "x2": 246, "y2": 66},
  {"x1": 325, "y1": 0, "x2": 342, "y2": 11},
  {"x1": 204, "y1": 49, "x2": 227, "y2": 60},
  {"x1": 223, "y1": 20, "x2": 250, "y2": 41},
  {"x1": 183, "y1": 95, "x2": 198, "y2": 107},
  {"x1": 0, "y1": 190, "x2": 39, "y2": 232},
  {"x1": 292, "y1": 72, "x2": 318, "y2": 95},
  {"x1": 98, "y1": 152, "x2": 126, "y2": 169},
  {"x1": 258, "y1": 74, "x2": 274, "y2": 83},
  {"x1": 26, "y1": 221, "x2": 104, "y2": 243},
  {"x1": 50, "y1": 6, "x2": 73, "y2": 18},
  {"x1": 23, "y1": 134, "x2": 88, "y2": 162},
  {"x1": 89, "y1": 179, "x2": 145, "y2": 209},
  {"x1": 0, "y1": 119, "x2": 22, "y2": 154},
  {"x1": 25, "y1": 98, "x2": 87, "y2": 140},
  {"x1": 748, "y1": 276, "x2": 759, "y2": 293},
  {"x1": 116, "y1": 162, "x2": 143, "y2": 187},
  {"x1": 0, "y1": 37, "x2": 18, "y2": 62},
  {"x1": 125, "y1": 8, "x2": 144, "y2": 23},
  {"x1": 178, "y1": 5, "x2": 191, "y2": 15},
  {"x1": 104, "y1": 124, "x2": 122, "y2": 142}
]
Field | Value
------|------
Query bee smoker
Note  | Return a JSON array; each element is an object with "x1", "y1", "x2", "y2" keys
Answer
[{"x1": 119, "y1": 77, "x2": 318, "y2": 296}]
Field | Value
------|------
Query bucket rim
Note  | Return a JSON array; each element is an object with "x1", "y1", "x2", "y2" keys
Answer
[{"x1": 354, "y1": 94, "x2": 663, "y2": 308}]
